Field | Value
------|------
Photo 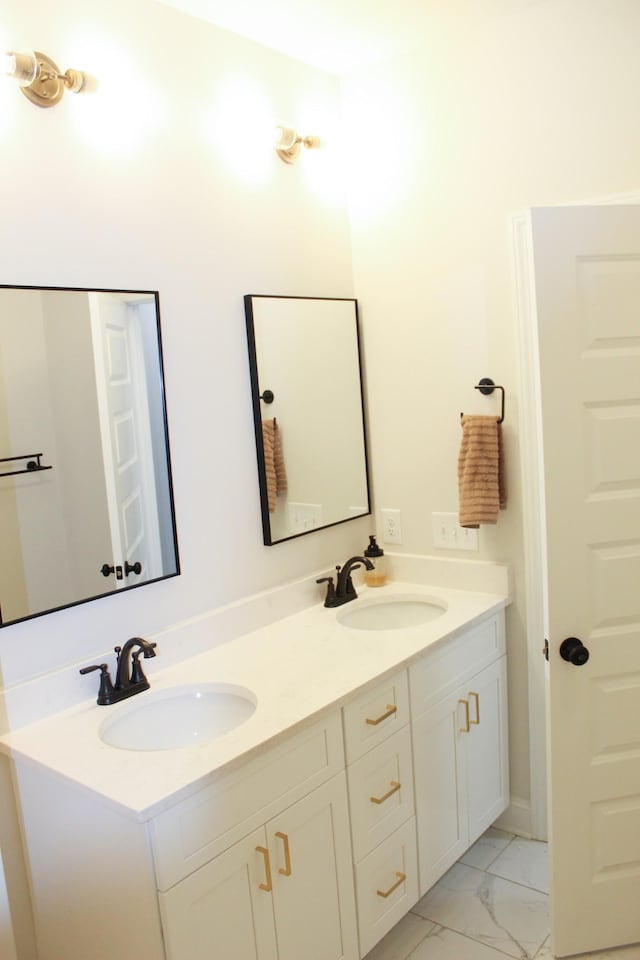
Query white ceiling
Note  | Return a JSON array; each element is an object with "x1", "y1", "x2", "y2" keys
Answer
[{"x1": 154, "y1": 0, "x2": 545, "y2": 74}]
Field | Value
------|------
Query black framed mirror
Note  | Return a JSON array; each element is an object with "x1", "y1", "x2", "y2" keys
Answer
[
  {"x1": 245, "y1": 295, "x2": 371, "y2": 545},
  {"x1": 0, "y1": 284, "x2": 180, "y2": 626}
]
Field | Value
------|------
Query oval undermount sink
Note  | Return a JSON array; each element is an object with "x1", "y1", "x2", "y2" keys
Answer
[
  {"x1": 99, "y1": 683, "x2": 257, "y2": 751},
  {"x1": 337, "y1": 596, "x2": 447, "y2": 631}
]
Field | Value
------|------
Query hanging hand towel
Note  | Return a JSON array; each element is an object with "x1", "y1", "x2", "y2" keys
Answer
[
  {"x1": 458, "y1": 414, "x2": 507, "y2": 528},
  {"x1": 262, "y1": 418, "x2": 288, "y2": 512}
]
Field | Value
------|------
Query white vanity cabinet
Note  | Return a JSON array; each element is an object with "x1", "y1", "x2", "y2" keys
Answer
[
  {"x1": 410, "y1": 614, "x2": 509, "y2": 895},
  {"x1": 9, "y1": 600, "x2": 508, "y2": 960}
]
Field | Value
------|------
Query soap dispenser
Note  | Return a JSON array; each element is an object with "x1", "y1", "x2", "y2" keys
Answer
[{"x1": 364, "y1": 535, "x2": 387, "y2": 587}]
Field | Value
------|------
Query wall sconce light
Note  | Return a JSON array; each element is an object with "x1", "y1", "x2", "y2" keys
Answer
[
  {"x1": 275, "y1": 125, "x2": 320, "y2": 164},
  {"x1": 3, "y1": 50, "x2": 87, "y2": 108}
]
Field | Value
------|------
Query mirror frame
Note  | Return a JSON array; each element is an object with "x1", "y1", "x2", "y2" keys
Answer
[
  {"x1": 0, "y1": 283, "x2": 181, "y2": 627},
  {"x1": 245, "y1": 294, "x2": 371, "y2": 545}
]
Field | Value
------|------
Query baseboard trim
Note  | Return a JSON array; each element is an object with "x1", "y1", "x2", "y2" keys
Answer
[{"x1": 494, "y1": 797, "x2": 539, "y2": 839}]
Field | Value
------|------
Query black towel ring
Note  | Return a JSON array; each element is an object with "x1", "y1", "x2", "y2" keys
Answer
[{"x1": 460, "y1": 378, "x2": 505, "y2": 423}]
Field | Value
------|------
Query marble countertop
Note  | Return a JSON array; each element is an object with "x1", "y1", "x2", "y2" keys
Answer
[{"x1": 0, "y1": 581, "x2": 508, "y2": 822}]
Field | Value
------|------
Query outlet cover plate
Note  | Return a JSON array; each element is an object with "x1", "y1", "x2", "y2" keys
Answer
[{"x1": 380, "y1": 508, "x2": 402, "y2": 544}]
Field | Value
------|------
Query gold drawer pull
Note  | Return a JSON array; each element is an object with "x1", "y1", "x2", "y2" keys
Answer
[
  {"x1": 458, "y1": 698, "x2": 470, "y2": 733},
  {"x1": 256, "y1": 845, "x2": 272, "y2": 892},
  {"x1": 275, "y1": 831, "x2": 292, "y2": 876},
  {"x1": 469, "y1": 691, "x2": 480, "y2": 725},
  {"x1": 376, "y1": 871, "x2": 407, "y2": 898},
  {"x1": 366, "y1": 704, "x2": 397, "y2": 726},
  {"x1": 370, "y1": 780, "x2": 401, "y2": 805}
]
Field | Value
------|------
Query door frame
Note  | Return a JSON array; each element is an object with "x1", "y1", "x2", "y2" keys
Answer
[{"x1": 510, "y1": 188, "x2": 640, "y2": 843}]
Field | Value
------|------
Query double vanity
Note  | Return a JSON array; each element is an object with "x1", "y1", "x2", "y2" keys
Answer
[{"x1": 1, "y1": 576, "x2": 509, "y2": 960}]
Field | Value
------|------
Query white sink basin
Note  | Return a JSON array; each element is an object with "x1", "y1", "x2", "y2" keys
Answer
[
  {"x1": 99, "y1": 683, "x2": 257, "y2": 751},
  {"x1": 337, "y1": 596, "x2": 447, "y2": 631}
]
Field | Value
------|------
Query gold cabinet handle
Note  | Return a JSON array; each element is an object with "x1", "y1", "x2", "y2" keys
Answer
[
  {"x1": 370, "y1": 780, "x2": 401, "y2": 805},
  {"x1": 256, "y1": 845, "x2": 272, "y2": 892},
  {"x1": 469, "y1": 691, "x2": 480, "y2": 725},
  {"x1": 458, "y1": 698, "x2": 470, "y2": 733},
  {"x1": 366, "y1": 704, "x2": 397, "y2": 726},
  {"x1": 275, "y1": 831, "x2": 292, "y2": 877},
  {"x1": 376, "y1": 871, "x2": 406, "y2": 898}
]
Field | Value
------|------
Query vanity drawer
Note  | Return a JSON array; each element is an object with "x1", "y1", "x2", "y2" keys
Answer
[
  {"x1": 354, "y1": 817, "x2": 419, "y2": 957},
  {"x1": 347, "y1": 726, "x2": 414, "y2": 862},
  {"x1": 409, "y1": 613, "x2": 504, "y2": 719},
  {"x1": 151, "y1": 711, "x2": 344, "y2": 891},
  {"x1": 343, "y1": 670, "x2": 409, "y2": 764}
]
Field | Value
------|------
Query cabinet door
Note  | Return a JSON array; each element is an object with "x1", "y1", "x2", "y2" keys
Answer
[
  {"x1": 413, "y1": 693, "x2": 469, "y2": 896},
  {"x1": 413, "y1": 656, "x2": 509, "y2": 897},
  {"x1": 159, "y1": 826, "x2": 278, "y2": 960},
  {"x1": 464, "y1": 656, "x2": 509, "y2": 845},
  {"x1": 268, "y1": 775, "x2": 358, "y2": 960}
]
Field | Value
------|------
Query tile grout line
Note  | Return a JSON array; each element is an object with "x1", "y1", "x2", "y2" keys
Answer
[
  {"x1": 458, "y1": 858, "x2": 550, "y2": 896},
  {"x1": 406, "y1": 917, "x2": 548, "y2": 960}
]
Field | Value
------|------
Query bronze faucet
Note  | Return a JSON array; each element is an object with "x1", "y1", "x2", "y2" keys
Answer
[
  {"x1": 316, "y1": 555, "x2": 374, "y2": 608},
  {"x1": 80, "y1": 636, "x2": 157, "y2": 705}
]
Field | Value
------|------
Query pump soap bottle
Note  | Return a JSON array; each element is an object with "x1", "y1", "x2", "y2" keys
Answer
[{"x1": 364, "y1": 535, "x2": 387, "y2": 587}]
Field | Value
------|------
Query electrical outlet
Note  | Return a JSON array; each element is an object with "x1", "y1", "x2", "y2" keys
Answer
[
  {"x1": 380, "y1": 508, "x2": 402, "y2": 544},
  {"x1": 432, "y1": 512, "x2": 479, "y2": 551}
]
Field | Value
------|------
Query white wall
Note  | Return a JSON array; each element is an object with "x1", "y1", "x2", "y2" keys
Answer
[
  {"x1": 0, "y1": 2, "x2": 364, "y2": 955},
  {"x1": 342, "y1": 0, "x2": 640, "y2": 831}
]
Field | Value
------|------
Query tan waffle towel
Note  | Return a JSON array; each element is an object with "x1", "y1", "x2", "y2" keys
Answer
[
  {"x1": 458, "y1": 415, "x2": 506, "y2": 528},
  {"x1": 262, "y1": 418, "x2": 288, "y2": 512}
]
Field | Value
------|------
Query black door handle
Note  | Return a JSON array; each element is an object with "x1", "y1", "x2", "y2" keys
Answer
[{"x1": 559, "y1": 637, "x2": 590, "y2": 666}]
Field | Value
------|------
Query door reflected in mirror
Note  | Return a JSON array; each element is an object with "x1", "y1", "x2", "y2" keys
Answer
[
  {"x1": 0, "y1": 285, "x2": 180, "y2": 627},
  {"x1": 245, "y1": 295, "x2": 370, "y2": 545}
]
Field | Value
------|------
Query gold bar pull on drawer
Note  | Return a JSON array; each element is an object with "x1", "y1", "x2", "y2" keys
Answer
[
  {"x1": 366, "y1": 703, "x2": 397, "y2": 726},
  {"x1": 370, "y1": 780, "x2": 401, "y2": 805},
  {"x1": 458, "y1": 698, "x2": 470, "y2": 733},
  {"x1": 275, "y1": 831, "x2": 292, "y2": 877},
  {"x1": 469, "y1": 691, "x2": 480, "y2": 725},
  {"x1": 376, "y1": 871, "x2": 406, "y2": 898},
  {"x1": 256, "y1": 845, "x2": 272, "y2": 892}
]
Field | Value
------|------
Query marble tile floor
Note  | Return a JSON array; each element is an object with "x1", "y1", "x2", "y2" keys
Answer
[{"x1": 363, "y1": 827, "x2": 640, "y2": 960}]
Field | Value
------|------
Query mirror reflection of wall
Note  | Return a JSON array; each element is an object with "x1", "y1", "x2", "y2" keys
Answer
[
  {"x1": 0, "y1": 286, "x2": 180, "y2": 627},
  {"x1": 245, "y1": 295, "x2": 370, "y2": 545}
]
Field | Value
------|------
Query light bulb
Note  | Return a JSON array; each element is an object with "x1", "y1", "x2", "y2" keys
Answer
[{"x1": 4, "y1": 50, "x2": 38, "y2": 87}]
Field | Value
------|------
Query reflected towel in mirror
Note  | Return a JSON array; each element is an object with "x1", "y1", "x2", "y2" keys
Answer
[
  {"x1": 262, "y1": 418, "x2": 288, "y2": 512},
  {"x1": 458, "y1": 415, "x2": 506, "y2": 528}
]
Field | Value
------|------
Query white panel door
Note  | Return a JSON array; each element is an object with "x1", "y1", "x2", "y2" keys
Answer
[
  {"x1": 91, "y1": 293, "x2": 161, "y2": 583},
  {"x1": 531, "y1": 204, "x2": 640, "y2": 956}
]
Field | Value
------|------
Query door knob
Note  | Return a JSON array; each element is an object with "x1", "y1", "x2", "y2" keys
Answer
[{"x1": 559, "y1": 637, "x2": 590, "y2": 666}]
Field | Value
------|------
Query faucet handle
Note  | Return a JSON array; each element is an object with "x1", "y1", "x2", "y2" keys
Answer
[
  {"x1": 130, "y1": 650, "x2": 151, "y2": 688},
  {"x1": 316, "y1": 576, "x2": 337, "y2": 607},
  {"x1": 79, "y1": 662, "x2": 108, "y2": 675},
  {"x1": 79, "y1": 663, "x2": 116, "y2": 705}
]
